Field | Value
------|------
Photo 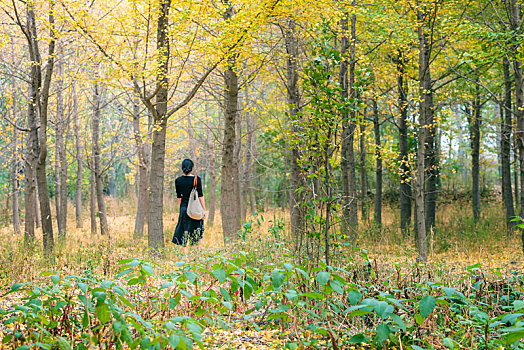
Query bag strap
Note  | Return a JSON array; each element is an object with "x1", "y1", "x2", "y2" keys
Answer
[{"x1": 193, "y1": 175, "x2": 197, "y2": 189}]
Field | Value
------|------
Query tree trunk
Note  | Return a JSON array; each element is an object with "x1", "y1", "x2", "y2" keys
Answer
[
  {"x1": 467, "y1": 84, "x2": 481, "y2": 221},
  {"x1": 340, "y1": 8, "x2": 359, "y2": 237},
  {"x1": 283, "y1": 19, "x2": 304, "y2": 246},
  {"x1": 73, "y1": 82, "x2": 83, "y2": 228},
  {"x1": 373, "y1": 98, "x2": 382, "y2": 226},
  {"x1": 22, "y1": 1, "x2": 56, "y2": 253},
  {"x1": 206, "y1": 105, "x2": 216, "y2": 225},
  {"x1": 132, "y1": 86, "x2": 150, "y2": 237},
  {"x1": 92, "y1": 81, "x2": 109, "y2": 236},
  {"x1": 360, "y1": 120, "x2": 368, "y2": 221},
  {"x1": 502, "y1": 57, "x2": 516, "y2": 229},
  {"x1": 55, "y1": 53, "x2": 67, "y2": 238},
  {"x1": 236, "y1": 97, "x2": 245, "y2": 224},
  {"x1": 509, "y1": 1, "x2": 523, "y2": 248},
  {"x1": 245, "y1": 89, "x2": 256, "y2": 215},
  {"x1": 146, "y1": 0, "x2": 171, "y2": 251},
  {"x1": 90, "y1": 167, "x2": 97, "y2": 235},
  {"x1": 397, "y1": 50, "x2": 412, "y2": 233},
  {"x1": 415, "y1": 5, "x2": 430, "y2": 262},
  {"x1": 12, "y1": 125, "x2": 21, "y2": 234},
  {"x1": 35, "y1": 181, "x2": 41, "y2": 228},
  {"x1": 220, "y1": 4, "x2": 242, "y2": 242}
]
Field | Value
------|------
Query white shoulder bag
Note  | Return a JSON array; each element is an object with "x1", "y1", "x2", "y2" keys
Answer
[{"x1": 187, "y1": 176, "x2": 205, "y2": 220}]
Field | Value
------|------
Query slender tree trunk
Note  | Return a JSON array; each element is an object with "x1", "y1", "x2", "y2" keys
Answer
[
  {"x1": 146, "y1": 0, "x2": 171, "y2": 250},
  {"x1": 23, "y1": 1, "x2": 55, "y2": 252},
  {"x1": 187, "y1": 108, "x2": 197, "y2": 161},
  {"x1": 360, "y1": 120, "x2": 368, "y2": 221},
  {"x1": 340, "y1": 8, "x2": 359, "y2": 236},
  {"x1": 132, "y1": 85, "x2": 150, "y2": 237},
  {"x1": 415, "y1": 5, "x2": 430, "y2": 262},
  {"x1": 236, "y1": 97, "x2": 245, "y2": 223},
  {"x1": 206, "y1": 106, "x2": 216, "y2": 225},
  {"x1": 502, "y1": 57, "x2": 516, "y2": 229},
  {"x1": 397, "y1": 50, "x2": 412, "y2": 233},
  {"x1": 55, "y1": 53, "x2": 67, "y2": 237},
  {"x1": 92, "y1": 81, "x2": 109, "y2": 236},
  {"x1": 73, "y1": 82, "x2": 83, "y2": 228},
  {"x1": 220, "y1": 4, "x2": 242, "y2": 242},
  {"x1": 509, "y1": 0, "x2": 523, "y2": 249},
  {"x1": 283, "y1": 19, "x2": 304, "y2": 247},
  {"x1": 467, "y1": 84, "x2": 481, "y2": 221},
  {"x1": 245, "y1": 90, "x2": 256, "y2": 215},
  {"x1": 90, "y1": 167, "x2": 97, "y2": 235},
  {"x1": 35, "y1": 181, "x2": 41, "y2": 228},
  {"x1": 12, "y1": 125, "x2": 21, "y2": 234},
  {"x1": 373, "y1": 98, "x2": 382, "y2": 226}
]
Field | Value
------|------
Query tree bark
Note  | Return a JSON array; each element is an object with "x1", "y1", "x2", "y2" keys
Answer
[
  {"x1": 92, "y1": 80, "x2": 109, "y2": 236},
  {"x1": 502, "y1": 57, "x2": 516, "y2": 229},
  {"x1": 396, "y1": 50, "x2": 412, "y2": 233},
  {"x1": 415, "y1": 4, "x2": 431, "y2": 262},
  {"x1": 28, "y1": 1, "x2": 56, "y2": 254},
  {"x1": 90, "y1": 167, "x2": 97, "y2": 235},
  {"x1": 132, "y1": 86, "x2": 150, "y2": 237},
  {"x1": 73, "y1": 82, "x2": 83, "y2": 228},
  {"x1": 283, "y1": 19, "x2": 304, "y2": 246},
  {"x1": 509, "y1": 1, "x2": 523, "y2": 246},
  {"x1": 360, "y1": 120, "x2": 368, "y2": 221},
  {"x1": 467, "y1": 84, "x2": 481, "y2": 221},
  {"x1": 147, "y1": 0, "x2": 171, "y2": 250},
  {"x1": 373, "y1": 98, "x2": 382, "y2": 226},
  {"x1": 55, "y1": 52, "x2": 67, "y2": 238},
  {"x1": 245, "y1": 89, "x2": 256, "y2": 215},
  {"x1": 206, "y1": 104, "x2": 216, "y2": 225},
  {"x1": 12, "y1": 124, "x2": 21, "y2": 234},
  {"x1": 340, "y1": 8, "x2": 359, "y2": 237},
  {"x1": 220, "y1": 4, "x2": 242, "y2": 242}
]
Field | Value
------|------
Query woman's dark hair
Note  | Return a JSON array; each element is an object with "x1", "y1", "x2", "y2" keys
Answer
[{"x1": 181, "y1": 159, "x2": 194, "y2": 175}]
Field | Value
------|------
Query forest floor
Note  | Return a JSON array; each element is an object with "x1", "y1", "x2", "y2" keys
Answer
[{"x1": 0, "y1": 199, "x2": 523, "y2": 349}]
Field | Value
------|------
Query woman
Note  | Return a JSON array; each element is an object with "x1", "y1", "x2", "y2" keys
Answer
[{"x1": 172, "y1": 159, "x2": 206, "y2": 246}]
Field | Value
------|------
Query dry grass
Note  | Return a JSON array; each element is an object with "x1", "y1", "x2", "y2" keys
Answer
[{"x1": 0, "y1": 197, "x2": 522, "y2": 292}]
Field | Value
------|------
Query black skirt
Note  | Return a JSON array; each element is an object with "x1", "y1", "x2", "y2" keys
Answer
[{"x1": 172, "y1": 205, "x2": 204, "y2": 245}]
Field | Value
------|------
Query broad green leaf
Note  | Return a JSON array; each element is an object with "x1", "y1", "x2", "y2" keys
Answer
[
  {"x1": 375, "y1": 324, "x2": 390, "y2": 344},
  {"x1": 97, "y1": 304, "x2": 110, "y2": 323},
  {"x1": 419, "y1": 295, "x2": 436, "y2": 318},
  {"x1": 271, "y1": 269, "x2": 285, "y2": 290},
  {"x1": 55, "y1": 337, "x2": 72, "y2": 350},
  {"x1": 316, "y1": 271, "x2": 330, "y2": 286},
  {"x1": 348, "y1": 290, "x2": 362, "y2": 305},
  {"x1": 212, "y1": 268, "x2": 226, "y2": 283}
]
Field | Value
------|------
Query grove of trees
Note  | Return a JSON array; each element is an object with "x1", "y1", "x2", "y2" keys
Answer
[{"x1": 0, "y1": 0, "x2": 522, "y2": 264}]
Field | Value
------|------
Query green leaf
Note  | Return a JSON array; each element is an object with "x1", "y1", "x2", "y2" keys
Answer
[
  {"x1": 330, "y1": 280, "x2": 344, "y2": 294},
  {"x1": 347, "y1": 334, "x2": 371, "y2": 344},
  {"x1": 168, "y1": 335, "x2": 181, "y2": 348},
  {"x1": 55, "y1": 337, "x2": 72, "y2": 350},
  {"x1": 11, "y1": 283, "x2": 24, "y2": 292},
  {"x1": 271, "y1": 269, "x2": 285, "y2": 290},
  {"x1": 284, "y1": 263, "x2": 293, "y2": 272},
  {"x1": 348, "y1": 290, "x2": 362, "y2": 305},
  {"x1": 419, "y1": 295, "x2": 436, "y2": 318},
  {"x1": 443, "y1": 337, "x2": 454, "y2": 348},
  {"x1": 97, "y1": 304, "x2": 110, "y2": 323},
  {"x1": 506, "y1": 330, "x2": 524, "y2": 344},
  {"x1": 220, "y1": 287, "x2": 231, "y2": 302},
  {"x1": 212, "y1": 268, "x2": 226, "y2": 283},
  {"x1": 316, "y1": 271, "x2": 330, "y2": 286},
  {"x1": 375, "y1": 324, "x2": 390, "y2": 344},
  {"x1": 184, "y1": 270, "x2": 197, "y2": 284},
  {"x1": 514, "y1": 300, "x2": 524, "y2": 311},
  {"x1": 51, "y1": 275, "x2": 60, "y2": 284},
  {"x1": 411, "y1": 346, "x2": 426, "y2": 350}
]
